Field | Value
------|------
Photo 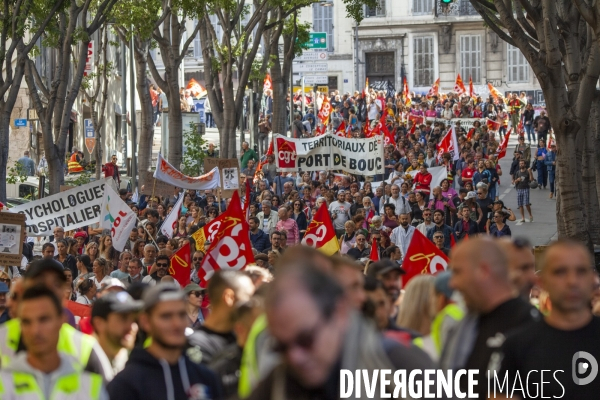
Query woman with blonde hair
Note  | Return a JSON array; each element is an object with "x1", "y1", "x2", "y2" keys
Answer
[
  {"x1": 98, "y1": 234, "x2": 119, "y2": 266},
  {"x1": 396, "y1": 275, "x2": 437, "y2": 336},
  {"x1": 84, "y1": 241, "x2": 99, "y2": 264}
]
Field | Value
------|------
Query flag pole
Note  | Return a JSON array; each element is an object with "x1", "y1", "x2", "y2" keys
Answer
[
  {"x1": 151, "y1": 178, "x2": 157, "y2": 204},
  {"x1": 137, "y1": 217, "x2": 160, "y2": 250}
]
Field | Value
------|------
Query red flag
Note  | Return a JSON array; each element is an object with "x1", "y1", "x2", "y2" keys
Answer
[
  {"x1": 426, "y1": 78, "x2": 440, "y2": 100},
  {"x1": 469, "y1": 76, "x2": 477, "y2": 101},
  {"x1": 301, "y1": 203, "x2": 339, "y2": 256},
  {"x1": 486, "y1": 118, "x2": 501, "y2": 132},
  {"x1": 266, "y1": 140, "x2": 274, "y2": 156},
  {"x1": 402, "y1": 230, "x2": 450, "y2": 285},
  {"x1": 170, "y1": 242, "x2": 192, "y2": 287},
  {"x1": 409, "y1": 123, "x2": 417, "y2": 135},
  {"x1": 547, "y1": 134, "x2": 554, "y2": 149},
  {"x1": 488, "y1": 82, "x2": 504, "y2": 103},
  {"x1": 369, "y1": 236, "x2": 379, "y2": 262},
  {"x1": 317, "y1": 96, "x2": 332, "y2": 127},
  {"x1": 450, "y1": 234, "x2": 456, "y2": 249},
  {"x1": 263, "y1": 73, "x2": 273, "y2": 92},
  {"x1": 497, "y1": 129, "x2": 512, "y2": 160},
  {"x1": 66, "y1": 300, "x2": 91, "y2": 318},
  {"x1": 363, "y1": 77, "x2": 369, "y2": 98},
  {"x1": 315, "y1": 125, "x2": 326, "y2": 136},
  {"x1": 408, "y1": 114, "x2": 424, "y2": 125},
  {"x1": 454, "y1": 74, "x2": 466, "y2": 95},
  {"x1": 466, "y1": 128, "x2": 475, "y2": 141},
  {"x1": 380, "y1": 116, "x2": 396, "y2": 147},
  {"x1": 334, "y1": 121, "x2": 346, "y2": 137},
  {"x1": 436, "y1": 127, "x2": 459, "y2": 162},
  {"x1": 402, "y1": 77, "x2": 411, "y2": 106},
  {"x1": 197, "y1": 191, "x2": 254, "y2": 286}
]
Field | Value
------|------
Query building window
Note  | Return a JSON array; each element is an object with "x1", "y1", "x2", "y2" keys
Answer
[
  {"x1": 366, "y1": 0, "x2": 385, "y2": 17},
  {"x1": 313, "y1": 3, "x2": 334, "y2": 52},
  {"x1": 507, "y1": 44, "x2": 529, "y2": 83},
  {"x1": 413, "y1": 36, "x2": 434, "y2": 87},
  {"x1": 460, "y1": 35, "x2": 481, "y2": 83},
  {"x1": 413, "y1": 0, "x2": 435, "y2": 15}
]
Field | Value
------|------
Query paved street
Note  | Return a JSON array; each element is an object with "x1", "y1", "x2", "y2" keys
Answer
[{"x1": 496, "y1": 133, "x2": 557, "y2": 246}]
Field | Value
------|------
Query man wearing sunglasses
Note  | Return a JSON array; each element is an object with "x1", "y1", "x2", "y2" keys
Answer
[
  {"x1": 184, "y1": 283, "x2": 206, "y2": 329},
  {"x1": 191, "y1": 250, "x2": 204, "y2": 284},
  {"x1": 246, "y1": 259, "x2": 433, "y2": 399},
  {"x1": 142, "y1": 255, "x2": 170, "y2": 287}
]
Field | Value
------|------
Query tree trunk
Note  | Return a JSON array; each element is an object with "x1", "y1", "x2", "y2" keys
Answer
[
  {"x1": 581, "y1": 97, "x2": 600, "y2": 244},
  {"x1": 0, "y1": 115, "x2": 10, "y2": 203},
  {"x1": 220, "y1": 78, "x2": 238, "y2": 159},
  {"x1": 166, "y1": 76, "x2": 183, "y2": 168},
  {"x1": 134, "y1": 40, "x2": 154, "y2": 188},
  {"x1": 94, "y1": 112, "x2": 103, "y2": 180}
]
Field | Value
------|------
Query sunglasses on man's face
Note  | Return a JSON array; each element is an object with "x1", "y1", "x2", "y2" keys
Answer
[
  {"x1": 156, "y1": 263, "x2": 169, "y2": 268},
  {"x1": 193, "y1": 257, "x2": 203, "y2": 261},
  {"x1": 189, "y1": 291, "x2": 203, "y2": 297}
]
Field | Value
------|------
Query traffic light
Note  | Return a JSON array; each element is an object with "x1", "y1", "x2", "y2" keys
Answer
[{"x1": 440, "y1": 0, "x2": 454, "y2": 3}]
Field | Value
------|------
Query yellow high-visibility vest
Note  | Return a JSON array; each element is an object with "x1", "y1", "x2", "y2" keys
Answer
[{"x1": 0, "y1": 370, "x2": 103, "y2": 400}]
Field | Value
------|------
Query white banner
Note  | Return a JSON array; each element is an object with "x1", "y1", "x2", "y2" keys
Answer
[
  {"x1": 274, "y1": 133, "x2": 385, "y2": 175},
  {"x1": 100, "y1": 184, "x2": 137, "y2": 252},
  {"x1": 10, "y1": 179, "x2": 109, "y2": 236},
  {"x1": 160, "y1": 193, "x2": 184, "y2": 238},
  {"x1": 154, "y1": 153, "x2": 221, "y2": 190}
]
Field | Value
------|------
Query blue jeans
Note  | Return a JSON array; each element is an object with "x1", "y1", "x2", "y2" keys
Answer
[
  {"x1": 548, "y1": 169, "x2": 555, "y2": 193},
  {"x1": 524, "y1": 123, "x2": 535, "y2": 142},
  {"x1": 536, "y1": 160, "x2": 547, "y2": 187},
  {"x1": 488, "y1": 183, "x2": 497, "y2": 201}
]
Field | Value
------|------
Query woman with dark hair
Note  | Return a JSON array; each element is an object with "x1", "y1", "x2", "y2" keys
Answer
[
  {"x1": 99, "y1": 234, "x2": 119, "y2": 267},
  {"x1": 206, "y1": 207, "x2": 218, "y2": 222},
  {"x1": 271, "y1": 195, "x2": 281, "y2": 209},
  {"x1": 166, "y1": 238, "x2": 180, "y2": 251},
  {"x1": 76, "y1": 278, "x2": 97, "y2": 305},
  {"x1": 63, "y1": 268, "x2": 77, "y2": 301},
  {"x1": 173, "y1": 216, "x2": 189, "y2": 238},
  {"x1": 132, "y1": 239, "x2": 147, "y2": 259},
  {"x1": 381, "y1": 203, "x2": 399, "y2": 233},
  {"x1": 137, "y1": 226, "x2": 149, "y2": 243},
  {"x1": 145, "y1": 222, "x2": 158, "y2": 241},
  {"x1": 291, "y1": 199, "x2": 308, "y2": 238},
  {"x1": 55, "y1": 239, "x2": 77, "y2": 278},
  {"x1": 73, "y1": 254, "x2": 93, "y2": 290}
]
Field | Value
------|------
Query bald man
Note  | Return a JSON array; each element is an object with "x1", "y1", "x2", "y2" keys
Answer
[
  {"x1": 498, "y1": 237, "x2": 537, "y2": 300},
  {"x1": 440, "y1": 238, "x2": 540, "y2": 399},
  {"x1": 489, "y1": 240, "x2": 600, "y2": 399}
]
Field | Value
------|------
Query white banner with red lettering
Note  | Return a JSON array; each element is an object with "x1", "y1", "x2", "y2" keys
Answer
[
  {"x1": 154, "y1": 153, "x2": 220, "y2": 190},
  {"x1": 274, "y1": 133, "x2": 385, "y2": 175}
]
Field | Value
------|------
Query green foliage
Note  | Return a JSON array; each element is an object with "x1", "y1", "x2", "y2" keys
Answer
[
  {"x1": 67, "y1": 171, "x2": 93, "y2": 186},
  {"x1": 285, "y1": 19, "x2": 311, "y2": 57},
  {"x1": 181, "y1": 122, "x2": 209, "y2": 177},
  {"x1": 6, "y1": 162, "x2": 27, "y2": 185}
]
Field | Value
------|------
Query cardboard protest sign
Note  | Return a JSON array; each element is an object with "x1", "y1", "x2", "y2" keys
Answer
[{"x1": 0, "y1": 212, "x2": 26, "y2": 266}]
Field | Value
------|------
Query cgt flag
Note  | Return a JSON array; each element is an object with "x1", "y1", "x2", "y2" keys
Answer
[
  {"x1": 426, "y1": 78, "x2": 440, "y2": 100},
  {"x1": 170, "y1": 241, "x2": 192, "y2": 287},
  {"x1": 369, "y1": 236, "x2": 379, "y2": 262},
  {"x1": 263, "y1": 73, "x2": 273, "y2": 92},
  {"x1": 402, "y1": 229, "x2": 449, "y2": 285},
  {"x1": 454, "y1": 74, "x2": 466, "y2": 95},
  {"x1": 99, "y1": 183, "x2": 138, "y2": 252},
  {"x1": 318, "y1": 95, "x2": 332, "y2": 127},
  {"x1": 301, "y1": 203, "x2": 339, "y2": 256},
  {"x1": 497, "y1": 129, "x2": 512, "y2": 160},
  {"x1": 197, "y1": 191, "x2": 254, "y2": 286},
  {"x1": 191, "y1": 211, "x2": 227, "y2": 252}
]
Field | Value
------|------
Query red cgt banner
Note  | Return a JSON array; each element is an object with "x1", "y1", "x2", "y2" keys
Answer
[{"x1": 402, "y1": 229, "x2": 449, "y2": 285}]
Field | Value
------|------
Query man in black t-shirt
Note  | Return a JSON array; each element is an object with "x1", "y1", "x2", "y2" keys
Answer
[
  {"x1": 441, "y1": 238, "x2": 540, "y2": 399},
  {"x1": 515, "y1": 159, "x2": 534, "y2": 223},
  {"x1": 188, "y1": 270, "x2": 255, "y2": 365},
  {"x1": 490, "y1": 240, "x2": 600, "y2": 399}
]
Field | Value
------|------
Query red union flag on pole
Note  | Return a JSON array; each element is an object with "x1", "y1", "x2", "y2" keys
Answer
[
  {"x1": 426, "y1": 78, "x2": 440, "y2": 100},
  {"x1": 197, "y1": 191, "x2": 254, "y2": 286},
  {"x1": 263, "y1": 73, "x2": 273, "y2": 92},
  {"x1": 402, "y1": 77, "x2": 411, "y2": 106},
  {"x1": 170, "y1": 242, "x2": 192, "y2": 287},
  {"x1": 486, "y1": 118, "x2": 501, "y2": 132},
  {"x1": 469, "y1": 76, "x2": 477, "y2": 101},
  {"x1": 301, "y1": 203, "x2": 339, "y2": 256},
  {"x1": 454, "y1": 74, "x2": 466, "y2": 95},
  {"x1": 318, "y1": 95, "x2": 332, "y2": 127},
  {"x1": 488, "y1": 82, "x2": 504, "y2": 103},
  {"x1": 402, "y1": 229, "x2": 449, "y2": 285},
  {"x1": 497, "y1": 129, "x2": 512, "y2": 160},
  {"x1": 160, "y1": 193, "x2": 184, "y2": 238},
  {"x1": 334, "y1": 121, "x2": 346, "y2": 137},
  {"x1": 379, "y1": 115, "x2": 395, "y2": 147},
  {"x1": 186, "y1": 78, "x2": 206, "y2": 98},
  {"x1": 369, "y1": 237, "x2": 379, "y2": 262},
  {"x1": 436, "y1": 127, "x2": 460, "y2": 162}
]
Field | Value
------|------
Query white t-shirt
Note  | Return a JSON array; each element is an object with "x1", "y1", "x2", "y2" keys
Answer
[
  {"x1": 368, "y1": 103, "x2": 380, "y2": 120},
  {"x1": 328, "y1": 201, "x2": 351, "y2": 230}
]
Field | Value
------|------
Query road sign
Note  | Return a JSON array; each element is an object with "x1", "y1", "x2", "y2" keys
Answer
[
  {"x1": 84, "y1": 119, "x2": 96, "y2": 154},
  {"x1": 295, "y1": 63, "x2": 328, "y2": 73},
  {"x1": 14, "y1": 119, "x2": 26, "y2": 127},
  {"x1": 306, "y1": 32, "x2": 327, "y2": 49},
  {"x1": 295, "y1": 51, "x2": 328, "y2": 62},
  {"x1": 304, "y1": 75, "x2": 329, "y2": 85}
]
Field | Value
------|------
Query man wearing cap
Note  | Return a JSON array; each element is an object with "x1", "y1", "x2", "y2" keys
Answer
[
  {"x1": 107, "y1": 283, "x2": 222, "y2": 399},
  {"x1": 184, "y1": 283, "x2": 206, "y2": 329},
  {"x1": 0, "y1": 285, "x2": 108, "y2": 399},
  {"x1": 0, "y1": 259, "x2": 111, "y2": 380},
  {"x1": 0, "y1": 282, "x2": 9, "y2": 324},
  {"x1": 366, "y1": 259, "x2": 405, "y2": 304},
  {"x1": 414, "y1": 271, "x2": 464, "y2": 361},
  {"x1": 92, "y1": 292, "x2": 142, "y2": 377}
]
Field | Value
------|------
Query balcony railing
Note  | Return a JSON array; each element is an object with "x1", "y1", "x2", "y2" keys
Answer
[{"x1": 436, "y1": 0, "x2": 479, "y2": 17}]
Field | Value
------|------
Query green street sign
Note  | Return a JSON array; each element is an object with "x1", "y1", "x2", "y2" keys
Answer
[{"x1": 306, "y1": 32, "x2": 327, "y2": 49}]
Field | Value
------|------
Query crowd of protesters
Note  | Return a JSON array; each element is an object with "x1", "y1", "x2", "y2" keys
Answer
[{"x1": 0, "y1": 86, "x2": 587, "y2": 399}]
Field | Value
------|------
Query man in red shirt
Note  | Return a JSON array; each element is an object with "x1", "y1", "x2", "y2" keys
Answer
[
  {"x1": 102, "y1": 155, "x2": 121, "y2": 186},
  {"x1": 413, "y1": 164, "x2": 433, "y2": 196},
  {"x1": 461, "y1": 160, "x2": 476, "y2": 186}
]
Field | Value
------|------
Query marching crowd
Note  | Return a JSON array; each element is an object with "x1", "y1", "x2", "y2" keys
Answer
[{"x1": 0, "y1": 87, "x2": 591, "y2": 400}]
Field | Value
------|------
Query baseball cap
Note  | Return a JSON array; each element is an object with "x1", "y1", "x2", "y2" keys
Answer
[
  {"x1": 434, "y1": 271, "x2": 454, "y2": 299},
  {"x1": 92, "y1": 291, "x2": 143, "y2": 319},
  {"x1": 338, "y1": 190, "x2": 346, "y2": 194},
  {"x1": 0, "y1": 282, "x2": 9, "y2": 294},
  {"x1": 466, "y1": 191, "x2": 477, "y2": 200},
  {"x1": 142, "y1": 283, "x2": 185, "y2": 311},
  {"x1": 100, "y1": 278, "x2": 126, "y2": 292},
  {"x1": 25, "y1": 259, "x2": 67, "y2": 283},
  {"x1": 366, "y1": 260, "x2": 406, "y2": 279},
  {"x1": 183, "y1": 283, "x2": 204, "y2": 296}
]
